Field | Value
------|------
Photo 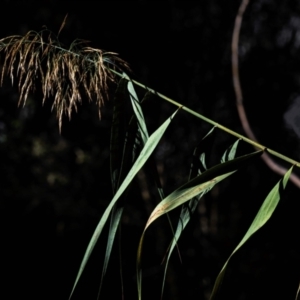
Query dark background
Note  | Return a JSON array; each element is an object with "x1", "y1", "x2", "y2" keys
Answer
[{"x1": 1, "y1": 1, "x2": 300, "y2": 299}]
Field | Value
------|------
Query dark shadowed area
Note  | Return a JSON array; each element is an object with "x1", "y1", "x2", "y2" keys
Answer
[{"x1": 1, "y1": 1, "x2": 300, "y2": 299}]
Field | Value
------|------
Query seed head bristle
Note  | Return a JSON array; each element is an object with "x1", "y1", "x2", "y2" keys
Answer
[{"x1": 0, "y1": 29, "x2": 129, "y2": 131}]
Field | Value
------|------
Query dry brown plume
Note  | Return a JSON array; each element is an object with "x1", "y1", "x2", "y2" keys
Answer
[
  {"x1": 0, "y1": 29, "x2": 129, "y2": 131},
  {"x1": 232, "y1": 0, "x2": 300, "y2": 188}
]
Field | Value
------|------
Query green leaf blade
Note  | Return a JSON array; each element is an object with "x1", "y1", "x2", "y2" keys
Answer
[
  {"x1": 128, "y1": 80, "x2": 149, "y2": 144},
  {"x1": 145, "y1": 171, "x2": 235, "y2": 229},
  {"x1": 69, "y1": 109, "x2": 179, "y2": 299},
  {"x1": 137, "y1": 149, "x2": 262, "y2": 300},
  {"x1": 209, "y1": 166, "x2": 293, "y2": 300}
]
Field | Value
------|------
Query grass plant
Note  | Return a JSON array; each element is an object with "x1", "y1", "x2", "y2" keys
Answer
[{"x1": 1, "y1": 6, "x2": 299, "y2": 299}]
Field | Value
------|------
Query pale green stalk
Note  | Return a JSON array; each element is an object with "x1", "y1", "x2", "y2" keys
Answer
[{"x1": 109, "y1": 68, "x2": 300, "y2": 168}]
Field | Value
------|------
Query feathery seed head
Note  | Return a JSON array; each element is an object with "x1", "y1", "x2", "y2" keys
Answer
[{"x1": 0, "y1": 29, "x2": 129, "y2": 131}]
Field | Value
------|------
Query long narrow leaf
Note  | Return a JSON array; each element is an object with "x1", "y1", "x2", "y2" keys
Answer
[
  {"x1": 209, "y1": 166, "x2": 293, "y2": 300},
  {"x1": 137, "y1": 172, "x2": 234, "y2": 300},
  {"x1": 128, "y1": 85, "x2": 182, "y2": 278},
  {"x1": 146, "y1": 172, "x2": 235, "y2": 229},
  {"x1": 69, "y1": 108, "x2": 179, "y2": 299},
  {"x1": 137, "y1": 149, "x2": 262, "y2": 300},
  {"x1": 128, "y1": 80, "x2": 149, "y2": 144},
  {"x1": 98, "y1": 206, "x2": 124, "y2": 297}
]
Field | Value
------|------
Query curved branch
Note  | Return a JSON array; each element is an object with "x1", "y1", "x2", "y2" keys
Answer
[{"x1": 231, "y1": 0, "x2": 300, "y2": 188}]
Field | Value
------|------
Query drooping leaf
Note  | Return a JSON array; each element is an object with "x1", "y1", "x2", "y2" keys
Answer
[
  {"x1": 137, "y1": 149, "x2": 262, "y2": 300},
  {"x1": 69, "y1": 108, "x2": 179, "y2": 299},
  {"x1": 145, "y1": 148, "x2": 260, "y2": 231},
  {"x1": 146, "y1": 172, "x2": 235, "y2": 229},
  {"x1": 209, "y1": 166, "x2": 293, "y2": 300}
]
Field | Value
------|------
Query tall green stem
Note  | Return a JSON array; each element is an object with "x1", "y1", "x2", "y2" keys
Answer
[{"x1": 109, "y1": 68, "x2": 300, "y2": 168}]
